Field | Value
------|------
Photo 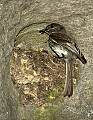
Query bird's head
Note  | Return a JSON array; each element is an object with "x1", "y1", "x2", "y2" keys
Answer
[{"x1": 39, "y1": 23, "x2": 66, "y2": 35}]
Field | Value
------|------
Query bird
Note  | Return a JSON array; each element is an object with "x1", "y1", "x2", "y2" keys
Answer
[{"x1": 39, "y1": 23, "x2": 87, "y2": 97}]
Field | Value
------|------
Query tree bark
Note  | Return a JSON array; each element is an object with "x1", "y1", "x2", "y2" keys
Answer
[{"x1": 0, "y1": 0, "x2": 92, "y2": 120}]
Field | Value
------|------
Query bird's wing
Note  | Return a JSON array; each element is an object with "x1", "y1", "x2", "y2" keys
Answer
[
  {"x1": 49, "y1": 32, "x2": 72, "y2": 43},
  {"x1": 49, "y1": 33, "x2": 87, "y2": 64},
  {"x1": 49, "y1": 32, "x2": 79, "y2": 54}
]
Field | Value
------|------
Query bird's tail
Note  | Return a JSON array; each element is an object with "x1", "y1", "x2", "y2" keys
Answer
[{"x1": 63, "y1": 59, "x2": 73, "y2": 97}]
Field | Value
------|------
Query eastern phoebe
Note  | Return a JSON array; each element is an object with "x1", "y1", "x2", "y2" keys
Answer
[{"x1": 39, "y1": 23, "x2": 87, "y2": 97}]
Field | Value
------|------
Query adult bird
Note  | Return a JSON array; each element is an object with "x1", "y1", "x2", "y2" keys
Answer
[{"x1": 39, "y1": 23, "x2": 87, "y2": 97}]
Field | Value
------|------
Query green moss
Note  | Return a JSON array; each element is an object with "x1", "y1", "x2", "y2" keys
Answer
[{"x1": 33, "y1": 105, "x2": 58, "y2": 120}]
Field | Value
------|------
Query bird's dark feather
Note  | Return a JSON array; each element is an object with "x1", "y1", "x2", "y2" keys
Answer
[{"x1": 49, "y1": 33, "x2": 87, "y2": 64}]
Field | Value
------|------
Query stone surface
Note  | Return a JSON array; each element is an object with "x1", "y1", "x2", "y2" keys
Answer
[{"x1": 0, "y1": 0, "x2": 93, "y2": 120}]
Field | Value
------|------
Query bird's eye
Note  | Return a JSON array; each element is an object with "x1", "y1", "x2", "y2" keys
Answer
[
  {"x1": 51, "y1": 24, "x2": 54, "y2": 28},
  {"x1": 60, "y1": 26, "x2": 64, "y2": 30}
]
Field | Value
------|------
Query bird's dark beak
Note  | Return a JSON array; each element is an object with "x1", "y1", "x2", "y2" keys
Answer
[{"x1": 39, "y1": 29, "x2": 45, "y2": 34}]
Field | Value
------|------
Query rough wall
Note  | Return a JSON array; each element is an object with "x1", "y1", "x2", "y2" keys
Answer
[{"x1": 0, "y1": 0, "x2": 93, "y2": 120}]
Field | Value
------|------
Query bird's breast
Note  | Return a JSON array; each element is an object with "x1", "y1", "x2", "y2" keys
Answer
[
  {"x1": 49, "y1": 42, "x2": 69, "y2": 58},
  {"x1": 55, "y1": 45, "x2": 68, "y2": 55}
]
